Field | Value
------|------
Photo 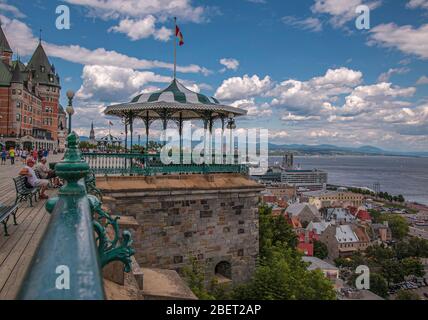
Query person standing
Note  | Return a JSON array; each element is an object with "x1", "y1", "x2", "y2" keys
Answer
[
  {"x1": 9, "y1": 147, "x2": 15, "y2": 165},
  {"x1": 1, "y1": 148, "x2": 6, "y2": 165},
  {"x1": 21, "y1": 149, "x2": 28, "y2": 164},
  {"x1": 32, "y1": 148, "x2": 38, "y2": 162}
]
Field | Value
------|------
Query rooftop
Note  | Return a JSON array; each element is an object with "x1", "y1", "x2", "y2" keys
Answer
[{"x1": 302, "y1": 256, "x2": 338, "y2": 271}]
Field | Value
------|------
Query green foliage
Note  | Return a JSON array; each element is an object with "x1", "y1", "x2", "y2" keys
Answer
[
  {"x1": 400, "y1": 257, "x2": 425, "y2": 278},
  {"x1": 368, "y1": 209, "x2": 382, "y2": 223},
  {"x1": 259, "y1": 204, "x2": 297, "y2": 259},
  {"x1": 394, "y1": 237, "x2": 428, "y2": 259},
  {"x1": 79, "y1": 141, "x2": 97, "y2": 150},
  {"x1": 232, "y1": 205, "x2": 336, "y2": 300},
  {"x1": 232, "y1": 247, "x2": 336, "y2": 300},
  {"x1": 369, "y1": 273, "x2": 389, "y2": 298},
  {"x1": 313, "y1": 240, "x2": 328, "y2": 260},
  {"x1": 349, "y1": 243, "x2": 425, "y2": 286},
  {"x1": 334, "y1": 252, "x2": 366, "y2": 269},
  {"x1": 395, "y1": 290, "x2": 420, "y2": 300},
  {"x1": 181, "y1": 257, "x2": 215, "y2": 300},
  {"x1": 378, "y1": 214, "x2": 409, "y2": 240}
]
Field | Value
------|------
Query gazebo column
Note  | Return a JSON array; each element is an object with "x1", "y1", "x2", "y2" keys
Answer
[
  {"x1": 208, "y1": 117, "x2": 213, "y2": 164},
  {"x1": 143, "y1": 111, "x2": 150, "y2": 153},
  {"x1": 203, "y1": 118, "x2": 208, "y2": 163},
  {"x1": 124, "y1": 120, "x2": 128, "y2": 152},
  {"x1": 129, "y1": 112, "x2": 134, "y2": 153},
  {"x1": 178, "y1": 112, "x2": 183, "y2": 164},
  {"x1": 161, "y1": 110, "x2": 168, "y2": 147},
  {"x1": 221, "y1": 116, "x2": 225, "y2": 164}
]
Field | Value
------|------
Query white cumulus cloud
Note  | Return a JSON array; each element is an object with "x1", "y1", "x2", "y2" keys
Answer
[{"x1": 215, "y1": 74, "x2": 273, "y2": 101}]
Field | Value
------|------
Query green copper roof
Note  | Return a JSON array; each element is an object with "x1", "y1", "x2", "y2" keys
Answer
[
  {"x1": 0, "y1": 25, "x2": 12, "y2": 53},
  {"x1": 105, "y1": 79, "x2": 247, "y2": 120},
  {"x1": 27, "y1": 43, "x2": 60, "y2": 87},
  {"x1": 131, "y1": 79, "x2": 223, "y2": 106},
  {"x1": 0, "y1": 61, "x2": 11, "y2": 86}
]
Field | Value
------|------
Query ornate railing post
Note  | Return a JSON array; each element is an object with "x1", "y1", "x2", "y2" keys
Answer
[{"x1": 18, "y1": 133, "x2": 105, "y2": 300}]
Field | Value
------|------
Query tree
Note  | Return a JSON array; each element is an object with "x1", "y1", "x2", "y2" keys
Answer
[
  {"x1": 232, "y1": 205, "x2": 336, "y2": 300},
  {"x1": 400, "y1": 257, "x2": 425, "y2": 278},
  {"x1": 259, "y1": 205, "x2": 297, "y2": 259},
  {"x1": 381, "y1": 259, "x2": 404, "y2": 285},
  {"x1": 395, "y1": 290, "x2": 420, "y2": 300},
  {"x1": 79, "y1": 141, "x2": 97, "y2": 150},
  {"x1": 368, "y1": 209, "x2": 382, "y2": 223},
  {"x1": 378, "y1": 214, "x2": 409, "y2": 240},
  {"x1": 365, "y1": 244, "x2": 395, "y2": 264},
  {"x1": 369, "y1": 273, "x2": 389, "y2": 298},
  {"x1": 313, "y1": 240, "x2": 328, "y2": 259},
  {"x1": 232, "y1": 247, "x2": 336, "y2": 300}
]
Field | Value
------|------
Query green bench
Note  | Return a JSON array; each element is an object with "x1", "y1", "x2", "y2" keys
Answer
[
  {"x1": 13, "y1": 176, "x2": 40, "y2": 207},
  {"x1": 0, "y1": 203, "x2": 18, "y2": 236}
]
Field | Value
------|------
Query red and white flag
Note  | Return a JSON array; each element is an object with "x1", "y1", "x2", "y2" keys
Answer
[{"x1": 176, "y1": 25, "x2": 184, "y2": 46}]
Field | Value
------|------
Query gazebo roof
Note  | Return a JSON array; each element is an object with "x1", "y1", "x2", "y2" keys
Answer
[
  {"x1": 97, "y1": 134, "x2": 121, "y2": 143},
  {"x1": 104, "y1": 79, "x2": 246, "y2": 120}
]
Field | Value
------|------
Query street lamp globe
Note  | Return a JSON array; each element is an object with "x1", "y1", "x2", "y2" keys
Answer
[
  {"x1": 66, "y1": 105, "x2": 75, "y2": 116},
  {"x1": 66, "y1": 90, "x2": 75, "y2": 100}
]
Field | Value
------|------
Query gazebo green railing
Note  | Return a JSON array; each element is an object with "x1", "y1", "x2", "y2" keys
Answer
[
  {"x1": 82, "y1": 152, "x2": 249, "y2": 176},
  {"x1": 18, "y1": 133, "x2": 134, "y2": 300}
]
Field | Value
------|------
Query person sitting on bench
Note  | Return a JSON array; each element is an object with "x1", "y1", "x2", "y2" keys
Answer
[
  {"x1": 35, "y1": 157, "x2": 61, "y2": 187},
  {"x1": 23, "y1": 158, "x2": 49, "y2": 199}
]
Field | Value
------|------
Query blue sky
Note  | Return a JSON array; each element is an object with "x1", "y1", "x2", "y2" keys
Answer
[{"x1": 1, "y1": 0, "x2": 428, "y2": 151}]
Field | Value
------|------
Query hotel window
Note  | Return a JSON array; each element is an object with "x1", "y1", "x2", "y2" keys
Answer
[
  {"x1": 16, "y1": 102, "x2": 21, "y2": 108},
  {"x1": 16, "y1": 114, "x2": 21, "y2": 121},
  {"x1": 12, "y1": 89, "x2": 16, "y2": 95},
  {"x1": 18, "y1": 89, "x2": 22, "y2": 95},
  {"x1": 40, "y1": 66, "x2": 45, "y2": 73},
  {"x1": 23, "y1": 116, "x2": 27, "y2": 123},
  {"x1": 29, "y1": 117, "x2": 32, "y2": 124},
  {"x1": 49, "y1": 75, "x2": 54, "y2": 82}
]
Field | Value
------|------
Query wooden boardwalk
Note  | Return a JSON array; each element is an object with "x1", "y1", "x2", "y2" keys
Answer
[{"x1": 0, "y1": 154, "x2": 62, "y2": 300}]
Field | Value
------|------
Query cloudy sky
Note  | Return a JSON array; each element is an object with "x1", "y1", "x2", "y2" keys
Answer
[{"x1": 1, "y1": 0, "x2": 428, "y2": 151}]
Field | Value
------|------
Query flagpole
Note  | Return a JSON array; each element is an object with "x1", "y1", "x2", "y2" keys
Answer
[{"x1": 174, "y1": 17, "x2": 177, "y2": 80}]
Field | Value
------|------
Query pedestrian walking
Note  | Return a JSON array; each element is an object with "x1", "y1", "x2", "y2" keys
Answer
[
  {"x1": 1, "y1": 148, "x2": 6, "y2": 165},
  {"x1": 9, "y1": 147, "x2": 15, "y2": 165}
]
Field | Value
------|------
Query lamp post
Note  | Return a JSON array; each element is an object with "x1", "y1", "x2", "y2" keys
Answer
[{"x1": 66, "y1": 90, "x2": 75, "y2": 134}]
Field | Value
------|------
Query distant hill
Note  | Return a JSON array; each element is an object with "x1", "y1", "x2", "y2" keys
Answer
[{"x1": 268, "y1": 143, "x2": 428, "y2": 157}]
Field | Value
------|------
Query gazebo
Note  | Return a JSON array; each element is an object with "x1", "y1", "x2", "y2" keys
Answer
[
  {"x1": 104, "y1": 78, "x2": 247, "y2": 161},
  {"x1": 97, "y1": 133, "x2": 122, "y2": 150}
]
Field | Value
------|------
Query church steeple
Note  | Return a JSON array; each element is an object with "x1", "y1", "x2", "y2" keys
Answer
[{"x1": 89, "y1": 121, "x2": 95, "y2": 142}]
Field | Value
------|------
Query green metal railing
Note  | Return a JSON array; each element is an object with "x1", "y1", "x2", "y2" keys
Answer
[
  {"x1": 18, "y1": 133, "x2": 134, "y2": 300},
  {"x1": 81, "y1": 152, "x2": 249, "y2": 176}
]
